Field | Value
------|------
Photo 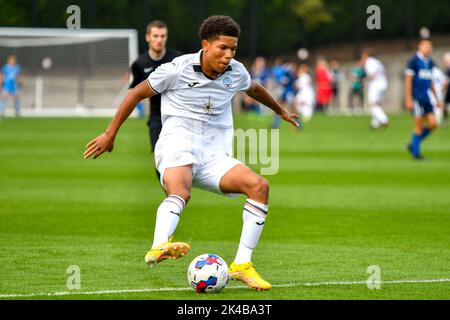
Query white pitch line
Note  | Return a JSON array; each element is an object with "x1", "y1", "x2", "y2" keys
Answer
[{"x1": 1, "y1": 278, "x2": 449, "y2": 299}]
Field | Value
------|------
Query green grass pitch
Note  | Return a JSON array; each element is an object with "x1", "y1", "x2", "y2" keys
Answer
[{"x1": 0, "y1": 114, "x2": 449, "y2": 300}]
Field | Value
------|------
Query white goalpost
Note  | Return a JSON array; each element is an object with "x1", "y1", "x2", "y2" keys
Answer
[{"x1": 0, "y1": 27, "x2": 138, "y2": 117}]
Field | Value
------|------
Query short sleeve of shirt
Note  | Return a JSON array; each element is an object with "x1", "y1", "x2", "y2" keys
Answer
[
  {"x1": 405, "y1": 57, "x2": 417, "y2": 76},
  {"x1": 147, "y1": 61, "x2": 179, "y2": 93},
  {"x1": 236, "y1": 64, "x2": 252, "y2": 91}
]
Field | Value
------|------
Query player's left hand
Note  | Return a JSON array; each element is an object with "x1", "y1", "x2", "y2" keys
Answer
[{"x1": 280, "y1": 109, "x2": 301, "y2": 128}]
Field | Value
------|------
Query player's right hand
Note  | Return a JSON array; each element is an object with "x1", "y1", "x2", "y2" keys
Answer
[
  {"x1": 84, "y1": 133, "x2": 115, "y2": 159},
  {"x1": 280, "y1": 109, "x2": 301, "y2": 128},
  {"x1": 405, "y1": 99, "x2": 413, "y2": 111}
]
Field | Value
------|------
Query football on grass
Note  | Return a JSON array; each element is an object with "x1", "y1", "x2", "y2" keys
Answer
[{"x1": 187, "y1": 253, "x2": 229, "y2": 293}]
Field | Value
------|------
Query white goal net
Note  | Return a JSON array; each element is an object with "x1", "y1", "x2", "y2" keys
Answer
[{"x1": 0, "y1": 27, "x2": 138, "y2": 117}]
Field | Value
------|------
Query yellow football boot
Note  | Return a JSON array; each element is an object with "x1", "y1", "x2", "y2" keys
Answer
[
  {"x1": 144, "y1": 237, "x2": 190, "y2": 267},
  {"x1": 229, "y1": 262, "x2": 272, "y2": 290}
]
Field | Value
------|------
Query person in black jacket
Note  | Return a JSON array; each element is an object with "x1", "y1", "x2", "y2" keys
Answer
[{"x1": 129, "y1": 20, "x2": 182, "y2": 153}]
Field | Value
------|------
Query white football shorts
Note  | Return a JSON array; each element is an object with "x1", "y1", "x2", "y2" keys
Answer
[
  {"x1": 367, "y1": 81, "x2": 387, "y2": 105},
  {"x1": 155, "y1": 116, "x2": 242, "y2": 198}
]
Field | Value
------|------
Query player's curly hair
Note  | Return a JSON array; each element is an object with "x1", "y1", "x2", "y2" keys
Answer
[{"x1": 199, "y1": 15, "x2": 241, "y2": 41}]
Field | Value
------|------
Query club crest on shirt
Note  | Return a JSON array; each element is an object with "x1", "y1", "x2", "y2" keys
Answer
[{"x1": 223, "y1": 77, "x2": 232, "y2": 89}]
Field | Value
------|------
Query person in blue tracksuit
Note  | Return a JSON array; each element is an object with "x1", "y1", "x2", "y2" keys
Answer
[{"x1": 0, "y1": 55, "x2": 22, "y2": 117}]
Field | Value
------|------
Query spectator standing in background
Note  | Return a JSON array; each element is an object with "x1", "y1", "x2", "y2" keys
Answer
[
  {"x1": 315, "y1": 56, "x2": 332, "y2": 113},
  {"x1": 242, "y1": 56, "x2": 271, "y2": 116},
  {"x1": 329, "y1": 59, "x2": 343, "y2": 113},
  {"x1": 348, "y1": 60, "x2": 366, "y2": 115},
  {"x1": 271, "y1": 57, "x2": 296, "y2": 128}
]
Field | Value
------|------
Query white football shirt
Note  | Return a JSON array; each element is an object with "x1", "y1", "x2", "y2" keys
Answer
[
  {"x1": 364, "y1": 57, "x2": 387, "y2": 87},
  {"x1": 147, "y1": 50, "x2": 251, "y2": 129},
  {"x1": 432, "y1": 66, "x2": 446, "y2": 102}
]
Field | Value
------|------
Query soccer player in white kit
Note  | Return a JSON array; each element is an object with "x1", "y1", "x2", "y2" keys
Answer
[
  {"x1": 361, "y1": 49, "x2": 389, "y2": 129},
  {"x1": 431, "y1": 65, "x2": 446, "y2": 126},
  {"x1": 84, "y1": 16, "x2": 299, "y2": 291}
]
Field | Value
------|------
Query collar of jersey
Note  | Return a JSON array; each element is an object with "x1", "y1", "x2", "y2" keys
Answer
[
  {"x1": 193, "y1": 50, "x2": 232, "y2": 80},
  {"x1": 416, "y1": 51, "x2": 430, "y2": 63},
  {"x1": 148, "y1": 48, "x2": 166, "y2": 62}
]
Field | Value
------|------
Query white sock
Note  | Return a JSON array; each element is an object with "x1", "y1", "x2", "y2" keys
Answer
[
  {"x1": 152, "y1": 195, "x2": 185, "y2": 248},
  {"x1": 234, "y1": 199, "x2": 268, "y2": 265}
]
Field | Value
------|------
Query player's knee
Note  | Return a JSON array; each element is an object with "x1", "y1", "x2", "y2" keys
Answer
[
  {"x1": 414, "y1": 124, "x2": 423, "y2": 135},
  {"x1": 178, "y1": 191, "x2": 191, "y2": 203},
  {"x1": 428, "y1": 120, "x2": 437, "y2": 130},
  {"x1": 166, "y1": 189, "x2": 191, "y2": 203}
]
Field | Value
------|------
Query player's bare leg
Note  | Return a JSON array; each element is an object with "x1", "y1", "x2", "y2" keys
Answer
[
  {"x1": 145, "y1": 165, "x2": 192, "y2": 266},
  {"x1": 426, "y1": 113, "x2": 437, "y2": 132},
  {"x1": 219, "y1": 164, "x2": 272, "y2": 290},
  {"x1": 0, "y1": 93, "x2": 8, "y2": 117},
  {"x1": 13, "y1": 95, "x2": 20, "y2": 117}
]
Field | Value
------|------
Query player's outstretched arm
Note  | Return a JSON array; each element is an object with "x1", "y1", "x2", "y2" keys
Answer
[
  {"x1": 84, "y1": 81, "x2": 157, "y2": 159},
  {"x1": 246, "y1": 80, "x2": 299, "y2": 127}
]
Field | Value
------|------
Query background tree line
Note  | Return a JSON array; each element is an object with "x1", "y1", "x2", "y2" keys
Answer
[{"x1": 1, "y1": 0, "x2": 449, "y2": 59}]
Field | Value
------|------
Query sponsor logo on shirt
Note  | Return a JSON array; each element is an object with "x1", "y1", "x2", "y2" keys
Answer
[
  {"x1": 188, "y1": 82, "x2": 200, "y2": 88},
  {"x1": 418, "y1": 69, "x2": 432, "y2": 80}
]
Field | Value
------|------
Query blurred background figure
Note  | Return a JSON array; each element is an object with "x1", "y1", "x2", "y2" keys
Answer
[
  {"x1": 405, "y1": 39, "x2": 440, "y2": 160},
  {"x1": 314, "y1": 56, "x2": 332, "y2": 114},
  {"x1": 329, "y1": 59, "x2": 343, "y2": 113},
  {"x1": 242, "y1": 56, "x2": 271, "y2": 118},
  {"x1": 252, "y1": 56, "x2": 271, "y2": 89},
  {"x1": 348, "y1": 60, "x2": 366, "y2": 115},
  {"x1": 443, "y1": 52, "x2": 450, "y2": 127},
  {"x1": 294, "y1": 64, "x2": 315, "y2": 123},
  {"x1": 0, "y1": 55, "x2": 22, "y2": 117},
  {"x1": 271, "y1": 57, "x2": 296, "y2": 128},
  {"x1": 431, "y1": 63, "x2": 446, "y2": 126},
  {"x1": 361, "y1": 48, "x2": 389, "y2": 129}
]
